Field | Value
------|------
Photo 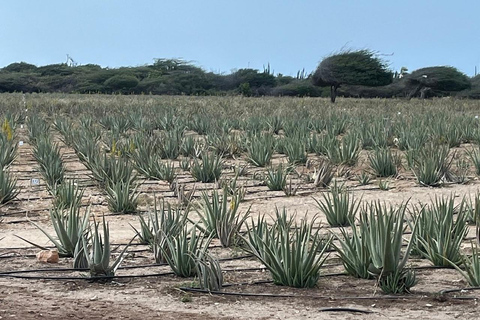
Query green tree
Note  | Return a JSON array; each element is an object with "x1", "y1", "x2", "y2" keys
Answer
[
  {"x1": 1, "y1": 62, "x2": 37, "y2": 73},
  {"x1": 312, "y1": 49, "x2": 393, "y2": 102},
  {"x1": 405, "y1": 66, "x2": 471, "y2": 98},
  {"x1": 104, "y1": 74, "x2": 139, "y2": 93}
]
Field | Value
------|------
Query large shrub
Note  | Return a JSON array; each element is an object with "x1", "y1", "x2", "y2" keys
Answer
[
  {"x1": 104, "y1": 74, "x2": 139, "y2": 93},
  {"x1": 312, "y1": 49, "x2": 393, "y2": 102},
  {"x1": 405, "y1": 66, "x2": 471, "y2": 98}
]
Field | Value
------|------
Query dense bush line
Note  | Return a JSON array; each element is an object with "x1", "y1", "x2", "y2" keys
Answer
[{"x1": 1, "y1": 58, "x2": 478, "y2": 98}]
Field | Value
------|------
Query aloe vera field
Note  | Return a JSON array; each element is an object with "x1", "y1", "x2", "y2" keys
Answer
[{"x1": 1, "y1": 93, "x2": 480, "y2": 319}]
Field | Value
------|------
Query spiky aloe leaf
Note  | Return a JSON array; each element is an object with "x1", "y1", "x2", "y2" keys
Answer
[{"x1": 25, "y1": 206, "x2": 90, "y2": 257}]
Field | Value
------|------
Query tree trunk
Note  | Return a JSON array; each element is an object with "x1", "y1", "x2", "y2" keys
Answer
[
  {"x1": 407, "y1": 84, "x2": 424, "y2": 99},
  {"x1": 420, "y1": 87, "x2": 431, "y2": 99},
  {"x1": 330, "y1": 85, "x2": 337, "y2": 103}
]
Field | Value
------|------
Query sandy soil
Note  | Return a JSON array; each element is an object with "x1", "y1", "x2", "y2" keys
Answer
[{"x1": 1, "y1": 129, "x2": 480, "y2": 319}]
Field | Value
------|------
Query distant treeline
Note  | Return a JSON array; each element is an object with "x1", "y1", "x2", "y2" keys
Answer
[{"x1": 0, "y1": 59, "x2": 479, "y2": 98}]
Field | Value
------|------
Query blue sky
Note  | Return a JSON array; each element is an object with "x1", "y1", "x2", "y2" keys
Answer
[{"x1": 1, "y1": 1, "x2": 479, "y2": 76}]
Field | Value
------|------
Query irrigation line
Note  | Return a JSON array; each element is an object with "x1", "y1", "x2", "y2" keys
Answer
[
  {"x1": 178, "y1": 287, "x2": 422, "y2": 300},
  {"x1": 222, "y1": 280, "x2": 273, "y2": 288},
  {"x1": 412, "y1": 265, "x2": 454, "y2": 270},
  {"x1": 0, "y1": 263, "x2": 169, "y2": 275},
  {"x1": 0, "y1": 242, "x2": 149, "y2": 251},
  {"x1": 0, "y1": 267, "x2": 89, "y2": 274},
  {"x1": 439, "y1": 287, "x2": 480, "y2": 295},
  {"x1": 0, "y1": 272, "x2": 175, "y2": 281},
  {"x1": 218, "y1": 255, "x2": 254, "y2": 262},
  {"x1": 318, "y1": 307, "x2": 374, "y2": 314},
  {"x1": 222, "y1": 267, "x2": 267, "y2": 272},
  {"x1": 0, "y1": 253, "x2": 36, "y2": 259}
]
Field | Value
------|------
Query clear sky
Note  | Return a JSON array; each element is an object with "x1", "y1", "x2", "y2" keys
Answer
[{"x1": 1, "y1": 0, "x2": 479, "y2": 76}]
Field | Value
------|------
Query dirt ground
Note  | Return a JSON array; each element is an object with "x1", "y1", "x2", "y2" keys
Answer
[{"x1": 1, "y1": 128, "x2": 480, "y2": 319}]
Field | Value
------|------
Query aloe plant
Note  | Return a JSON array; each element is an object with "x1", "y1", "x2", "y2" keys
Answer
[
  {"x1": 242, "y1": 116, "x2": 267, "y2": 134},
  {"x1": 26, "y1": 115, "x2": 50, "y2": 146},
  {"x1": 356, "y1": 171, "x2": 371, "y2": 186},
  {"x1": 467, "y1": 147, "x2": 480, "y2": 176},
  {"x1": 411, "y1": 196, "x2": 468, "y2": 267},
  {"x1": 156, "y1": 110, "x2": 181, "y2": 131},
  {"x1": 246, "y1": 133, "x2": 274, "y2": 167},
  {"x1": 411, "y1": 144, "x2": 452, "y2": 187},
  {"x1": 267, "y1": 116, "x2": 283, "y2": 134},
  {"x1": 180, "y1": 135, "x2": 198, "y2": 158},
  {"x1": 395, "y1": 121, "x2": 428, "y2": 150},
  {"x1": 447, "y1": 243, "x2": 480, "y2": 286},
  {"x1": 190, "y1": 152, "x2": 223, "y2": 183},
  {"x1": 158, "y1": 129, "x2": 183, "y2": 159},
  {"x1": 274, "y1": 137, "x2": 287, "y2": 155},
  {"x1": 100, "y1": 114, "x2": 132, "y2": 134},
  {"x1": 131, "y1": 199, "x2": 188, "y2": 263},
  {"x1": 244, "y1": 211, "x2": 330, "y2": 288},
  {"x1": 311, "y1": 159, "x2": 335, "y2": 188},
  {"x1": 285, "y1": 138, "x2": 308, "y2": 165},
  {"x1": 105, "y1": 181, "x2": 139, "y2": 214},
  {"x1": 0, "y1": 168, "x2": 19, "y2": 204},
  {"x1": 326, "y1": 133, "x2": 360, "y2": 166},
  {"x1": 162, "y1": 225, "x2": 211, "y2": 277},
  {"x1": 0, "y1": 134, "x2": 17, "y2": 169},
  {"x1": 432, "y1": 120, "x2": 464, "y2": 148},
  {"x1": 52, "y1": 180, "x2": 84, "y2": 210},
  {"x1": 128, "y1": 111, "x2": 154, "y2": 133},
  {"x1": 333, "y1": 214, "x2": 372, "y2": 279},
  {"x1": 364, "y1": 201, "x2": 417, "y2": 294},
  {"x1": 189, "y1": 115, "x2": 212, "y2": 135},
  {"x1": 71, "y1": 129, "x2": 101, "y2": 165},
  {"x1": 52, "y1": 117, "x2": 75, "y2": 146},
  {"x1": 313, "y1": 133, "x2": 338, "y2": 156},
  {"x1": 132, "y1": 146, "x2": 176, "y2": 182},
  {"x1": 313, "y1": 188, "x2": 360, "y2": 227},
  {"x1": 195, "y1": 250, "x2": 224, "y2": 292},
  {"x1": 283, "y1": 178, "x2": 299, "y2": 197},
  {"x1": 207, "y1": 131, "x2": 243, "y2": 157},
  {"x1": 356, "y1": 120, "x2": 389, "y2": 149},
  {"x1": 196, "y1": 188, "x2": 250, "y2": 247},
  {"x1": 26, "y1": 206, "x2": 90, "y2": 257},
  {"x1": 465, "y1": 192, "x2": 480, "y2": 225},
  {"x1": 88, "y1": 153, "x2": 137, "y2": 187},
  {"x1": 265, "y1": 165, "x2": 288, "y2": 191},
  {"x1": 326, "y1": 111, "x2": 349, "y2": 136},
  {"x1": 32, "y1": 137, "x2": 65, "y2": 192},
  {"x1": 368, "y1": 148, "x2": 400, "y2": 177},
  {"x1": 283, "y1": 120, "x2": 309, "y2": 139},
  {"x1": 80, "y1": 216, "x2": 133, "y2": 278}
]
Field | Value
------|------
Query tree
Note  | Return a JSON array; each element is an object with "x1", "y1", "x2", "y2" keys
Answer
[
  {"x1": 231, "y1": 68, "x2": 276, "y2": 95},
  {"x1": 104, "y1": 74, "x2": 139, "y2": 93},
  {"x1": 1, "y1": 62, "x2": 37, "y2": 73},
  {"x1": 312, "y1": 49, "x2": 393, "y2": 102},
  {"x1": 405, "y1": 66, "x2": 471, "y2": 98},
  {"x1": 271, "y1": 79, "x2": 323, "y2": 97}
]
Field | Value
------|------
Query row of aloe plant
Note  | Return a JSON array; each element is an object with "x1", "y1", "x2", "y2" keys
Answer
[
  {"x1": 66, "y1": 127, "x2": 139, "y2": 214},
  {"x1": 16, "y1": 98, "x2": 480, "y2": 155},
  {"x1": 22, "y1": 206, "x2": 133, "y2": 278},
  {"x1": 32, "y1": 136, "x2": 66, "y2": 193},
  {"x1": 27, "y1": 116, "x2": 87, "y2": 213},
  {"x1": 131, "y1": 197, "x2": 223, "y2": 289},
  {"x1": 15, "y1": 169, "x2": 480, "y2": 293},
  {"x1": 0, "y1": 118, "x2": 19, "y2": 204},
  {"x1": 45, "y1": 108, "x2": 480, "y2": 192},
  {"x1": 329, "y1": 200, "x2": 417, "y2": 293}
]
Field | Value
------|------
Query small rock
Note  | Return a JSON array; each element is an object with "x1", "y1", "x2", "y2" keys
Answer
[{"x1": 36, "y1": 250, "x2": 59, "y2": 263}]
